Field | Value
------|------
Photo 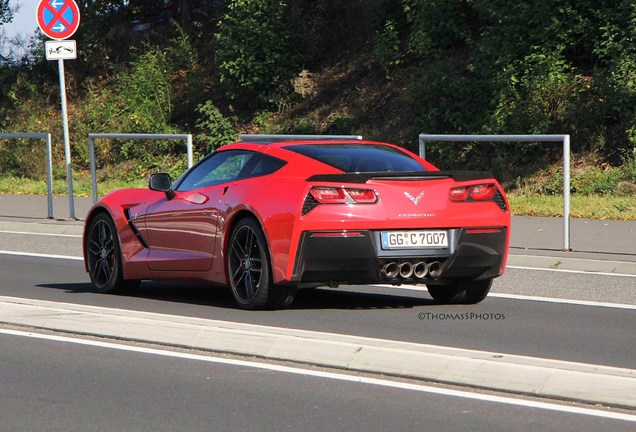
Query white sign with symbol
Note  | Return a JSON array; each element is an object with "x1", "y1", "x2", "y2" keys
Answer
[{"x1": 45, "y1": 40, "x2": 77, "y2": 60}]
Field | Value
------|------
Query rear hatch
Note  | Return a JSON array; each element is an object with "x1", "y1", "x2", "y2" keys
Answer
[{"x1": 301, "y1": 171, "x2": 508, "y2": 230}]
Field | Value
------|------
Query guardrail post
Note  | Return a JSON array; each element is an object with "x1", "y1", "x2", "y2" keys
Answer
[
  {"x1": 186, "y1": 134, "x2": 193, "y2": 168},
  {"x1": 89, "y1": 136, "x2": 98, "y2": 203},
  {"x1": 419, "y1": 134, "x2": 572, "y2": 252},
  {"x1": 418, "y1": 135, "x2": 426, "y2": 160}
]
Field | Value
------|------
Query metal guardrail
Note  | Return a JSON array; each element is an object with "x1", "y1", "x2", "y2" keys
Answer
[
  {"x1": 419, "y1": 134, "x2": 572, "y2": 251},
  {"x1": 0, "y1": 133, "x2": 55, "y2": 219},
  {"x1": 88, "y1": 133, "x2": 194, "y2": 203}
]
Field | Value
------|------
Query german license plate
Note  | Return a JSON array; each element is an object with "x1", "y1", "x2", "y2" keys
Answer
[{"x1": 380, "y1": 230, "x2": 448, "y2": 249}]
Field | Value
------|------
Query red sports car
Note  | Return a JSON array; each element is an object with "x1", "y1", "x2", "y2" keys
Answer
[{"x1": 83, "y1": 136, "x2": 510, "y2": 309}]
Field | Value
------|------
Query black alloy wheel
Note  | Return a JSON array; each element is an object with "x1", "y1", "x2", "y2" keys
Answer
[
  {"x1": 86, "y1": 213, "x2": 138, "y2": 293},
  {"x1": 227, "y1": 218, "x2": 295, "y2": 310}
]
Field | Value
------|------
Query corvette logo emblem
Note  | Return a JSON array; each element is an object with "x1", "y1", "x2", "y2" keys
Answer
[{"x1": 404, "y1": 191, "x2": 425, "y2": 205}]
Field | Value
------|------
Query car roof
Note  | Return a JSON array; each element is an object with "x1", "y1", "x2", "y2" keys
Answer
[
  {"x1": 228, "y1": 135, "x2": 399, "y2": 151},
  {"x1": 237, "y1": 139, "x2": 372, "y2": 148},
  {"x1": 218, "y1": 139, "x2": 412, "y2": 159},
  {"x1": 205, "y1": 136, "x2": 439, "y2": 173},
  {"x1": 238, "y1": 134, "x2": 363, "y2": 144}
]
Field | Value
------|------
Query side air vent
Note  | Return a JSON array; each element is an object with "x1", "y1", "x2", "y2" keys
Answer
[
  {"x1": 302, "y1": 193, "x2": 319, "y2": 215},
  {"x1": 493, "y1": 189, "x2": 508, "y2": 212},
  {"x1": 124, "y1": 208, "x2": 149, "y2": 248}
]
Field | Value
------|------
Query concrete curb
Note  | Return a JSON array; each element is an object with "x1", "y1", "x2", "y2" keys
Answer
[{"x1": 1, "y1": 296, "x2": 634, "y2": 409}]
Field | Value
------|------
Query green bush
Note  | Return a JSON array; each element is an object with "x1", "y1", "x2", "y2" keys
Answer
[
  {"x1": 117, "y1": 51, "x2": 173, "y2": 134},
  {"x1": 0, "y1": 138, "x2": 47, "y2": 179},
  {"x1": 252, "y1": 111, "x2": 278, "y2": 134},
  {"x1": 78, "y1": 39, "x2": 204, "y2": 168},
  {"x1": 214, "y1": 0, "x2": 301, "y2": 106},
  {"x1": 195, "y1": 101, "x2": 238, "y2": 154},
  {"x1": 403, "y1": 0, "x2": 473, "y2": 58},
  {"x1": 489, "y1": 50, "x2": 589, "y2": 135},
  {"x1": 516, "y1": 154, "x2": 636, "y2": 196},
  {"x1": 402, "y1": 0, "x2": 636, "y2": 169},
  {"x1": 373, "y1": 19, "x2": 402, "y2": 79},
  {"x1": 411, "y1": 59, "x2": 493, "y2": 169}
]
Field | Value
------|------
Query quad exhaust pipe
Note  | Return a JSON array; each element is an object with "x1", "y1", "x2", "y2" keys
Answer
[
  {"x1": 381, "y1": 260, "x2": 443, "y2": 280},
  {"x1": 428, "y1": 261, "x2": 443, "y2": 278},
  {"x1": 381, "y1": 262, "x2": 399, "y2": 279},
  {"x1": 398, "y1": 262, "x2": 414, "y2": 278},
  {"x1": 413, "y1": 261, "x2": 428, "y2": 278}
]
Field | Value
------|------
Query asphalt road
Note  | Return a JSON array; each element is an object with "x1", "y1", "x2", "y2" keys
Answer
[
  {"x1": 0, "y1": 245, "x2": 634, "y2": 369},
  {"x1": 1, "y1": 331, "x2": 632, "y2": 432},
  {"x1": 1, "y1": 222, "x2": 635, "y2": 429}
]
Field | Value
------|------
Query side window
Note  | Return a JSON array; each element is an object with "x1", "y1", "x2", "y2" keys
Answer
[
  {"x1": 176, "y1": 150, "x2": 255, "y2": 191},
  {"x1": 237, "y1": 154, "x2": 287, "y2": 179}
]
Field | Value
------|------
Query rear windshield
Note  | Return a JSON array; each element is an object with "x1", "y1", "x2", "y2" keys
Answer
[{"x1": 284, "y1": 144, "x2": 426, "y2": 172}]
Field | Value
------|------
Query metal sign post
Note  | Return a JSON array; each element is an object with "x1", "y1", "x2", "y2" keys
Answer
[
  {"x1": 57, "y1": 58, "x2": 76, "y2": 219},
  {"x1": 37, "y1": 0, "x2": 81, "y2": 219}
]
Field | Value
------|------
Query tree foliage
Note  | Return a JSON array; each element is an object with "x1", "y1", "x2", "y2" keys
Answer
[
  {"x1": 397, "y1": 0, "x2": 636, "y2": 166},
  {"x1": 0, "y1": 0, "x2": 13, "y2": 26},
  {"x1": 195, "y1": 101, "x2": 237, "y2": 154},
  {"x1": 1, "y1": 0, "x2": 635, "y2": 181},
  {"x1": 214, "y1": 0, "x2": 301, "y2": 107}
]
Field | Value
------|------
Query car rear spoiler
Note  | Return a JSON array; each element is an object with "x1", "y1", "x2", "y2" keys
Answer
[{"x1": 306, "y1": 171, "x2": 496, "y2": 183}]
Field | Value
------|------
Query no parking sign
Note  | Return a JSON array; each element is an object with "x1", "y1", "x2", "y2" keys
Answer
[{"x1": 36, "y1": 0, "x2": 81, "y2": 40}]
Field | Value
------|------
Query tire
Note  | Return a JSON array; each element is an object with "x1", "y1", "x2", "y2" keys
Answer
[
  {"x1": 227, "y1": 218, "x2": 296, "y2": 310},
  {"x1": 85, "y1": 213, "x2": 139, "y2": 294},
  {"x1": 427, "y1": 278, "x2": 493, "y2": 305}
]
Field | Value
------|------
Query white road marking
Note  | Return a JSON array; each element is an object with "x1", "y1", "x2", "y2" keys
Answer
[
  {"x1": 0, "y1": 230, "x2": 82, "y2": 238},
  {"x1": 0, "y1": 250, "x2": 83, "y2": 261},
  {"x1": 508, "y1": 265, "x2": 636, "y2": 278},
  {"x1": 488, "y1": 293, "x2": 636, "y2": 310},
  {"x1": 0, "y1": 328, "x2": 634, "y2": 423},
  {"x1": 371, "y1": 284, "x2": 636, "y2": 310}
]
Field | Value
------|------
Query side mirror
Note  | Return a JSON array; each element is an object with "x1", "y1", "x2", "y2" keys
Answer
[{"x1": 148, "y1": 173, "x2": 176, "y2": 200}]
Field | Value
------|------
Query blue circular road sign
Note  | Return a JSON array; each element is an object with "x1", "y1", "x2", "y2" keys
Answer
[{"x1": 37, "y1": 0, "x2": 81, "y2": 40}]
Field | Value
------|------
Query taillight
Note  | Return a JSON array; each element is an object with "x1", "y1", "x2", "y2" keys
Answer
[
  {"x1": 449, "y1": 187, "x2": 470, "y2": 202},
  {"x1": 449, "y1": 184, "x2": 497, "y2": 202},
  {"x1": 310, "y1": 187, "x2": 347, "y2": 203},
  {"x1": 346, "y1": 188, "x2": 378, "y2": 204},
  {"x1": 470, "y1": 184, "x2": 497, "y2": 201},
  {"x1": 309, "y1": 186, "x2": 378, "y2": 204}
]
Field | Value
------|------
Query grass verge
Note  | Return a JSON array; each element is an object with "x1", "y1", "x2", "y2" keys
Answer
[
  {"x1": 1, "y1": 175, "x2": 634, "y2": 220},
  {"x1": 0, "y1": 175, "x2": 146, "y2": 197},
  {"x1": 507, "y1": 192, "x2": 636, "y2": 220}
]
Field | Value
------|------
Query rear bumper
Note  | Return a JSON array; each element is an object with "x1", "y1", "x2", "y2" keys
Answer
[{"x1": 291, "y1": 228, "x2": 507, "y2": 285}]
